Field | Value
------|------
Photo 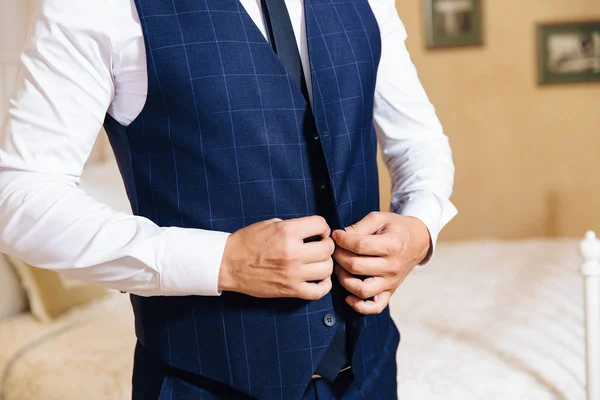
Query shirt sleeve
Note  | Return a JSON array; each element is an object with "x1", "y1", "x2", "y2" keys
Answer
[
  {"x1": 369, "y1": 0, "x2": 458, "y2": 263},
  {"x1": 0, "y1": 0, "x2": 229, "y2": 296}
]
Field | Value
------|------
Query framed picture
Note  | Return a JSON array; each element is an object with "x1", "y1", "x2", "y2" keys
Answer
[
  {"x1": 424, "y1": 0, "x2": 483, "y2": 49},
  {"x1": 537, "y1": 21, "x2": 600, "y2": 84}
]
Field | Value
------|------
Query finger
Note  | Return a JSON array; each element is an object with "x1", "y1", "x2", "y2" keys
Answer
[
  {"x1": 335, "y1": 266, "x2": 388, "y2": 299},
  {"x1": 301, "y1": 237, "x2": 335, "y2": 263},
  {"x1": 300, "y1": 259, "x2": 334, "y2": 282},
  {"x1": 344, "y1": 212, "x2": 385, "y2": 235},
  {"x1": 332, "y1": 230, "x2": 390, "y2": 256},
  {"x1": 333, "y1": 246, "x2": 386, "y2": 276},
  {"x1": 345, "y1": 291, "x2": 392, "y2": 315},
  {"x1": 297, "y1": 277, "x2": 332, "y2": 300},
  {"x1": 283, "y1": 216, "x2": 330, "y2": 240}
]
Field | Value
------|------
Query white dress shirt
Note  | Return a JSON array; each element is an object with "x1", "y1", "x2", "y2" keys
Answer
[{"x1": 0, "y1": 0, "x2": 457, "y2": 296}]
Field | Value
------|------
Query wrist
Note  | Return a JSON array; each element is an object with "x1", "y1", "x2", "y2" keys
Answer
[
  {"x1": 218, "y1": 235, "x2": 239, "y2": 292},
  {"x1": 406, "y1": 216, "x2": 431, "y2": 264}
]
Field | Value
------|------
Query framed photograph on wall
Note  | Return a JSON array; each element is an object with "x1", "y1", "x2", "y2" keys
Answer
[
  {"x1": 424, "y1": 0, "x2": 483, "y2": 49},
  {"x1": 537, "y1": 21, "x2": 600, "y2": 84}
]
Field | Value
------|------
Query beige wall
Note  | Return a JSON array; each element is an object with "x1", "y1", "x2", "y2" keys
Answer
[
  {"x1": 0, "y1": 0, "x2": 31, "y2": 126},
  {"x1": 379, "y1": 0, "x2": 600, "y2": 241}
]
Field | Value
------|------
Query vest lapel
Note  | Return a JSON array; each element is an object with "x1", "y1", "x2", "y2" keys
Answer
[{"x1": 303, "y1": 0, "x2": 332, "y2": 145}]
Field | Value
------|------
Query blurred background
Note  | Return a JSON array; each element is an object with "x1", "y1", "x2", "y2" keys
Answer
[{"x1": 1, "y1": 1, "x2": 599, "y2": 399}]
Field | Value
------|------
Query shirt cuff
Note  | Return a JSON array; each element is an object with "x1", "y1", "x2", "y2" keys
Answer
[
  {"x1": 159, "y1": 227, "x2": 230, "y2": 296},
  {"x1": 391, "y1": 191, "x2": 457, "y2": 265}
]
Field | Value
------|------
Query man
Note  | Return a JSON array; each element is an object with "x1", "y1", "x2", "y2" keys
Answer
[{"x1": 0, "y1": 0, "x2": 456, "y2": 398}]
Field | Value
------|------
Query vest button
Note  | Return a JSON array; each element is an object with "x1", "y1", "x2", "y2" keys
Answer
[
  {"x1": 320, "y1": 182, "x2": 328, "y2": 191},
  {"x1": 312, "y1": 134, "x2": 320, "y2": 140},
  {"x1": 323, "y1": 313, "x2": 336, "y2": 327}
]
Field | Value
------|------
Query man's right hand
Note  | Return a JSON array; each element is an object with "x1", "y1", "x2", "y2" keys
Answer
[{"x1": 217, "y1": 216, "x2": 334, "y2": 300}]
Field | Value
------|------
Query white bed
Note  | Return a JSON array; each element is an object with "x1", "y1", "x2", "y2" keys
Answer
[
  {"x1": 393, "y1": 238, "x2": 589, "y2": 400},
  {"x1": 0, "y1": 161, "x2": 596, "y2": 399}
]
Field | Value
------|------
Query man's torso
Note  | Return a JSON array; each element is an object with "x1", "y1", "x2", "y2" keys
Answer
[{"x1": 102, "y1": 1, "x2": 394, "y2": 398}]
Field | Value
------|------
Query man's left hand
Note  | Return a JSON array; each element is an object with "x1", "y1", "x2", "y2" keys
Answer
[{"x1": 332, "y1": 212, "x2": 431, "y2": 315}]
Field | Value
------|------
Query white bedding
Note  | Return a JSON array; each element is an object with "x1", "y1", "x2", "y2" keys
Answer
[
  {"x1": 393, "y1": 239, "x2": 587, "y2": 400},
  {"x1": 0, "y1": 238, "x2": 588, "y2": 399}
]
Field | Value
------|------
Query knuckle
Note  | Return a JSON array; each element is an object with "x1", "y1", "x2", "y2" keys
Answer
[
  {"x1": 315, "y1": 215, "x2": 328, "y2": 227},
  {"x1": 325, "y1": 238, "x2": 336, "y2": 255},
  {"x1": 321, "y1": 279, "x2": 333, "y2": 295},
  {"x1": 317, "y1": 261, "x2": 333, "y2": 280},
  {"x1": 368, "y1": 211, "x2": 380, "y2": 221},
  {"x1": 278, "y1": 221, "x2": 295, "y2": 237},
  {"x1": 355, "y1": 239, "x2": 367, "y2": 255},
  {"x1": 399, "y1": 240, "x2": 408, "y2": 254},
  {"x1": 280, "y1": 241, "x2": 297, "y2": 262},
  {"x1": 392, "y1": 239, "x2": 405, "y2": 254},
  {"x1": 305, "y1": 287, "x2": 324, "y2": 301},
  {"x1": 306, "y1": 293, "x2": 320, "y2": 301},
  {"x1": 297, "y1": 287, "x2": 313, "y2": 300},
  {"x1": 358, "y1": 287, "x2": 370, "y2": 300},
  {"x1": 381, "y1": 242, "x2": 393, "y2": 256},
  {"x1": 326, "y1": 258, "x2": 334, "y2": 273},
  {"x1": 262, "y1": 218, "x2": 282, "y2": 229},
  {"x1": 319, "y1": 272, "x2": 331, "y2": 282},
  {"x1": 348, "y1": 259, "x2": 362, "y2": 275}
]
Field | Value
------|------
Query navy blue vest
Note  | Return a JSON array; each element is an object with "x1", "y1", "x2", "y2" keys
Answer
[{"x1": 103, "y1": 0, "x2": 396, "y2": 398}]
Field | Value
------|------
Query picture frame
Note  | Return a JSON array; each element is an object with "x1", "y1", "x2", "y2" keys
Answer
[
  {"x1": 424, "y1": 0, "x2": 483, "y2": 49},
  {"x1": 537, "y1": 21, "x2": 600, "y2": 85}
]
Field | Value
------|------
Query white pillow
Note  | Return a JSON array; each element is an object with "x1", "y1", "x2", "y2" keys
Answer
[{"x1": 0, "y1": 254, "x2": 28, "y2": 319}]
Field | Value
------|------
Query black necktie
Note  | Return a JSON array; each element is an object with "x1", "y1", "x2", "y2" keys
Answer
[
  {"x1": 260, "y1": 0, "x2": 309, "y2": 101},
  {"x1": 259, "y1": 0, "x2": 348, "y2": 382}
]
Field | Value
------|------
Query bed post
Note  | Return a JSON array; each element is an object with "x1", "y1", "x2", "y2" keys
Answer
[{"x1": 581, "y1": 231, "x2": 600, "y2": 400}]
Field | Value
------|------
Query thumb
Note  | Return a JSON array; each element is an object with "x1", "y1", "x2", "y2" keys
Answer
[{"x1": 345, "y1": 212, "x2": 385, "y2": 235}]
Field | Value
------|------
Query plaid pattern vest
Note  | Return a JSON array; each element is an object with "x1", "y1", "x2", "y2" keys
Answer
[{"x1": 103, "y1": 0, "x2": 398, "y2": 398}]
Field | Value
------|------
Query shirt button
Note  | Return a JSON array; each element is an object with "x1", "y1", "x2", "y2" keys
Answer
[
  {"x1": 320, "y1": 182, "x2": 328, "y2": 191},
  {"x1": 312, "y1": 133, "x2": 320, "y2": 140},
  {"x1": 323, "y1": 313, "x2": 336, "y2": 327}
]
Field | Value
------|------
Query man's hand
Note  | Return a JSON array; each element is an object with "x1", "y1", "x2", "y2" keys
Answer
[
  {"x1": 218, "y1": 216, "x2": 334, "y2": 300},
  {"x1": 332, "y1": 212, "x2": 431, "y2": 315}
]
